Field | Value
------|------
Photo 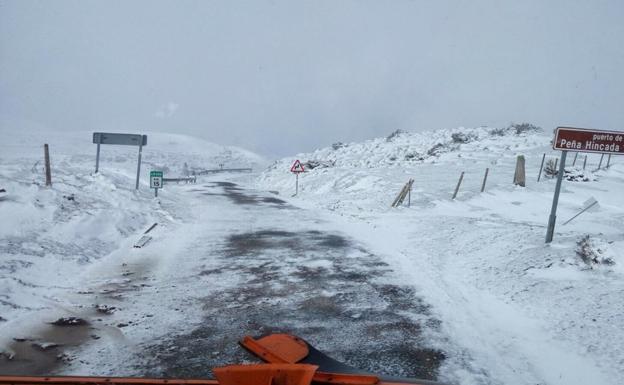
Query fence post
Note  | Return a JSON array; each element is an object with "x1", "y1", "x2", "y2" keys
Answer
[
  {"x1": 44, "y1": 144, "x2": 52, "y2": 187},
  {"x1": 597, "y1": 154, "x2": 604, "y2": 170},
  {"x1": 481, "y1": 168, "x2": 489, "y2": 192},
  {"x1": 537, "y1": 153, "x2": 546, "y2": 182},
  {"x1": 452, "y1": 172, "x2": 464, "y2": 200},
  {"x1": 513, "y1": 155, "x2": 526, "y2": 187}
]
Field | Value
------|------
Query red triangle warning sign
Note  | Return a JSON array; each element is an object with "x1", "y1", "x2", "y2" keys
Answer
[{"x1": 290, "y1": 160, "x2": 305, "y2": 173}]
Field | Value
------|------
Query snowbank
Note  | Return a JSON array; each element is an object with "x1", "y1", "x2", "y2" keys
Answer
[{"x1": 256, "y1": 125, "x2": 624, "y2": 385}]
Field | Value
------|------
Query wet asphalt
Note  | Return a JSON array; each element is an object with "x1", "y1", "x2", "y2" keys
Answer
[{"x1": 138, "y1": 182, "x2": 446, "y2": 381}]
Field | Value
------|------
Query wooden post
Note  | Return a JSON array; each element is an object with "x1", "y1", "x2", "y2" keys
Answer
[
  {"x1": 452, "y1": 172, "x2": 464, "y2": 200},
  {"x1": 597, "y1": 154, "x2": 604, "y2": 170},
  {"x1": 537, "y1": 153, "x2": 546, "y2": 182},
  {"x1": 583, "y1": 155, "x2": 587, "y2": 170},
  {"x1": 44, "y1": 144, "x2": 52, "y2": 187},
  {"x1": 391, "y1": 179, "x2": 413, "y2": 207},
  {"x1": 572, "y1": 152, "x2": 578, "y2": 166},
  {"x1": 607, "y1": 154, "x2": 612, "y2": 168},
  {"x1": 513, "y1": 155, "x2": 526, "y2": 187},
  {"x1": 481, "y1": 168, "x2": 489, "y2": 192}
]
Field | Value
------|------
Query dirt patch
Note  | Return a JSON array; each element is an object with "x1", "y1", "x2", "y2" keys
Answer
[
  {"x1": 0, "y1": 258, "x2": 155, "y2": 375},
  {"x1": 0, "y1": 322, "x2": 91, "y2": 375}
]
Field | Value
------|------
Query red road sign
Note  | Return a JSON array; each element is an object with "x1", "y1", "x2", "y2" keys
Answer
[
  {"x1": 290, "y1": 160, "x2": 305, "y2": 173},
  {"x1": 553, "y1": 127, "x2": 624, "y2": 154}
]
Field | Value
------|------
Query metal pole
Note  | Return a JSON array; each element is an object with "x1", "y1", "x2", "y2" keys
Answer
[
  {"x1": 572, "y1": 152, "x2": 578, "y2": 166},
  {"x1": 295, "y1": 173, "x2": 299, "y2": 195},
  {"x1": 554, "y1": 158, "x2": 559, "y2": 175},
  {"x1": 452, "y1": 171, "x2": 464, "y2": 200},
  {"x1": 583, "y1": 155, "x2": 587, "y2": 170},
  {"x1": 95, "y1": 143, "x2": 101, "y2": 173},
  {"x1": 545, "y1": 151, "x2": 567, "y2": 243},
  {"x1": 155, "y1": 188, "x2": 158, "y2": 198},
  {"x1": 598, "y1": 154, "x2": 604, "y2": 170},
  {"x1": 481, "y1": 168, "x2": 489, "y2": 192},
  {"x1": 408, "y1": 182, "x2": 411, "y2": 207},
  {"x1": 44, "y1": 144, "x2": 52, "y2": 187},
  {"x1": 562, "y1": 200, "x2": 598, "y2": 226},
  {"x1": 607, "y1": 154, "x2": 612, "y2": 168},
  {"x1": 537, "y1": 153, "x2": 546, "y2": 182},
  {"x1": 135, "y1": 138, "x2": 143, "y2": 190}
]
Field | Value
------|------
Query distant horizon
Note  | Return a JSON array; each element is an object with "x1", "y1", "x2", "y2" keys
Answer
[{"x1": 0, "y1": 115, "x2": 552, "y2": 158}]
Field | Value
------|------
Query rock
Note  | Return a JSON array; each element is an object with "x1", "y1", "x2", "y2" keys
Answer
[
  {"x1": 32, "y1": 342, "x2": 61, "y2": 351},
  {"x1": 95, "y1": 304, "x2": 117, "y2": 314},
  {"x1": 50, "y1": 317, "x2": 88, "y2": 326}
]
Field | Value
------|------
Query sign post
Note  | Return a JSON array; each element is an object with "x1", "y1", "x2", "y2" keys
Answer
[
  {"x1": 93, "y1": 132, "x2": 147, "y2": 189},
  {"x1": 290, "y1": 160, "x2": 305, "y2": 196},
  {"x1": 546, "y1": 127, "x2": 623, "y2": 243},
  {"x1": 136, "y1": 140, "x2": 144, "y2": 190},
  {"x1": 545, "y1": 150, "x2": 567, "y2": 243},
  {"x1": 150, "y1": 171, "x2": 163, "y2": 197},
  {"x1": 95, "y1": 143, "x2": 101, "y2": 173}
]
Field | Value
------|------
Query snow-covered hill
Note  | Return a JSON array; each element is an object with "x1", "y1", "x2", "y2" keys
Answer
[
  {"x1": 256, "y1": 125, "x2": 624, "y2": 385},
  {"x1": 0, "y1": 127, "x2": 266, "y2": 364}
]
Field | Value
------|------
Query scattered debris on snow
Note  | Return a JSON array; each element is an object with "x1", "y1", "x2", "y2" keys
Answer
[{"x1": 49, "y1": 317, "x2": 88, "y2": 326}]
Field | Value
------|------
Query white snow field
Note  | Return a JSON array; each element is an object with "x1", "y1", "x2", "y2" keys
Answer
[
  {"x1": 257, "y1": 126, "x2": 624, "y2": 385},
  {"x1": 1, "y1": 124, "x2": 623, "y2": 385}
]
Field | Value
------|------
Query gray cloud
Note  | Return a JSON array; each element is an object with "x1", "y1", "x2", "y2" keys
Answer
[{"x1": 1, "y1": 0, "x2": 623, "y2": 156}]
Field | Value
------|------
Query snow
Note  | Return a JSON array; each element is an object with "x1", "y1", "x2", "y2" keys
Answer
[
  {"x1": 257, "y1": 126, "x2": 624, "y2": 385},
  {"x1": 0, "y1": 127, "x2": 267, "y2": 370},
  {"x1": 1, "y1": 123, "x2": 623, "y2": 385}
]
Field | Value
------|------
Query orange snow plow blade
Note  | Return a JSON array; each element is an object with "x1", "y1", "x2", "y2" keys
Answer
[
  {"x1": 215, "y1": 364, "x2": 317, "y2": 385},
  {"x1": 0, "y1": 365, "x2": 319, "y2": 385},
  {"x1": 240, "y1": 334, "x2": 309, "y2": 364},
  {"x1": 240, "y1": 335, "x2": 444, "y2": 385},
  {"x1": 0, "y1": 376, "x2": 218, "y2": 385}
]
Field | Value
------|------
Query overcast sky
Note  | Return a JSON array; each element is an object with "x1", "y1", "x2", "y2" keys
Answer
[{"x1": 1, "y1": 0, "x2": 623, "y2": 156}]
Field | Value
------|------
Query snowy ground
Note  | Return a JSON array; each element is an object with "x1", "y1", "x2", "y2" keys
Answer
[
  {"x1": 1, "y1": 125, "x2": 623, "y2": 385},
  {"x1": 257, "y1": 126, "x2": 624, "y2": 385}
]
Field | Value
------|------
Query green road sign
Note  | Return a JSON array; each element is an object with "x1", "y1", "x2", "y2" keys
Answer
[{"x1": 150, "y1": 171, "x2": 163, "y2": 189}]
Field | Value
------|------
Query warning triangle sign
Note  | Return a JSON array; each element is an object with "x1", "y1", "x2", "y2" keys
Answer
[{"x1": 290, "y1": 160, "x2": 305, "y2": 173}]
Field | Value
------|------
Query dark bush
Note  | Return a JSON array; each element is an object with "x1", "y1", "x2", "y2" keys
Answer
[
  {"x1": 489, "y1": 127, "x2": 508, "y2": 136},
  {"x1": 332, "y1": 142, "x2": 346, "y2": 150},
  {"x1": 511, "y1": 122, "x2": 541, "y2": 135},
  {"x1": 386, "y1": 129, "x2": 406, "y2": 142},
  {"x1": 576, "y1": 235, "x2": 614, "y2": 267}
]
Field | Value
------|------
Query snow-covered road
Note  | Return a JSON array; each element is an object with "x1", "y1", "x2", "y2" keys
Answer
[{"x1": 1, "y1": 177, "x2": 448, "y2": 382}]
